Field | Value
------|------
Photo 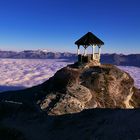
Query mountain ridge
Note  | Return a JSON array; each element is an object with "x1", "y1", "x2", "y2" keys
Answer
[{"x1": 0, "y1": 50, "x2": 140, "y2": 67}]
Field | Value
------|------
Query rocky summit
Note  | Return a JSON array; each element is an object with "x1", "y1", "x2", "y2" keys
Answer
[{"x1": 35, "y1": 62, "x2": 139, "y2": 115}]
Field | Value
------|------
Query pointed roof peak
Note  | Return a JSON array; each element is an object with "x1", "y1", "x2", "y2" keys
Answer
[{"x1": 75, "y1": 32, "x2": 104, "y2": 46}]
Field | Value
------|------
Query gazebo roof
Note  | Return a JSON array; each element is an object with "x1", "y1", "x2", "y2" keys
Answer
[{"x1": 75, "y1": 32, "x2": 104, "y2": 46}]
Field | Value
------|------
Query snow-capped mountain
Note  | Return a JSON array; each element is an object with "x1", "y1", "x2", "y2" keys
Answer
[{"x1": 0, "y1": 50, "x2": 77, "y2": 59}]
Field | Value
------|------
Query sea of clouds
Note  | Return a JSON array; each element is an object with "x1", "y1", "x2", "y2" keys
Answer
[{"x1": 0, "y1": 59, "x2": 139, "y2": 92}]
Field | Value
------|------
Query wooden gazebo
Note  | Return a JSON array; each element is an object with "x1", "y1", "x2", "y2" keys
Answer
[{"x1": 75, "y1": 32, "x2": 104, "y2": 63}]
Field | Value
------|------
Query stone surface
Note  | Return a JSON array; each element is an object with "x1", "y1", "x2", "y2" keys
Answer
[{"x1": 37, "y1": 63, "x2": 139, "y2": 115}]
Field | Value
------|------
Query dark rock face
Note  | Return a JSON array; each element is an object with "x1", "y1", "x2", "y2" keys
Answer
[
  {"x1": 46, "y1": 109, "x2": 140, "y2": 140},
  {"x1": 0, "y1": 126, "x2": 26, "y2": 140}
]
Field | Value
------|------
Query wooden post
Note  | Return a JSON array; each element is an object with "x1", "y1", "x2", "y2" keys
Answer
[
  {"x1": 84, "y1": 48, "x2": 87, "y2": 56},
  {"x1": 77, "y1": 45, "x2": 80, "y2": 55},
  {"x1": 92, "y1": 45, "x2": 95, "y2": 60},
  {"x1": 98, "y1": 46, "x2": 101, "y2": 61}
]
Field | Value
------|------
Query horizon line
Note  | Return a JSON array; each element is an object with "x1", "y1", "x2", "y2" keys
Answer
[{"x1": 0, "y1": 49, "x2": 139, "y2": 55}]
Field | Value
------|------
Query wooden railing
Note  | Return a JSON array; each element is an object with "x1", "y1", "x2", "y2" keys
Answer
[
  {"x1": 94, "y1": 53, "x2": 100, "y2": 60},
  {"x1": 86, "y1": 53, "x2": 100, "y2": 60},
  {"x1": 78, "y1": 53, "x2": 100, "y2": 63}
]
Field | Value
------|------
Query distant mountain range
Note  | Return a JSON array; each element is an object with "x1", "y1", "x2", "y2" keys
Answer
[
  {"x1": 101, "y1": 53, "x2": 140, "y2": 67},
  {"x1": 0, "y1": 50, "x2": 140, "y2": 67},
  {"x1": 0, "y1": 50, "x2": 76, "y2": 59}
]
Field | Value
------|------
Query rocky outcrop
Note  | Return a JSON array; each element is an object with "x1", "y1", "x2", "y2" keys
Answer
[{"x1": 37, "y1": 62, "x2": 139, "y2": 115}]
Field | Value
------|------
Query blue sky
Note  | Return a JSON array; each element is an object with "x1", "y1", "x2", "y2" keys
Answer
[{"x1": 0, "y1": 0, "x2": 140, "y2": 54}]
